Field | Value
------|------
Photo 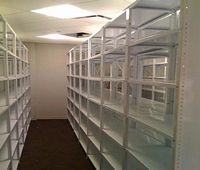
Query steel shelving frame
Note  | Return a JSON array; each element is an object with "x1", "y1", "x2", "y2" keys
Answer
[
  {"x1": 66, "y1": 0, "x2": 194, "y2": 169},
  {"x1": 0, "y1": 14, "x2": 31, "y2": 170}
]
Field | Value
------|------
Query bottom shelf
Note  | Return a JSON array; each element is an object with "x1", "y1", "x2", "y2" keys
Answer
[
  {"x1": 12, "y1": 160, "x2": 19, "y2": 170},
  {"x1": 102, "y1": 153, "x2": 123, "y2": 170},
  {"x1": 88, "y1": 155, "x2": 101, "y2": 170},
  {"x1": 80, "y1": 140, "x2": 87, "y2": 153},
  {"x1": 0, "y1": 160, "x2": 11, "y2": 170},
  {"x1": 127, "y1": 146, "x2": 172, "y2": 170}
]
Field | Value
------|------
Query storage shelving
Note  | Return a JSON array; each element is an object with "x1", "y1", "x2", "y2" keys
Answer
[
  {"x1": 66, "y1": 0, "x2": 197, "y2": 169},
  {"x1": 0, "y1": 14, "x2": 31, "y2": 170}
]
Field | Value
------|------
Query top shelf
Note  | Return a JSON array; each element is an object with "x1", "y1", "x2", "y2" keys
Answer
[
  {"x1": 0, "y1": 14, "x2": 29, "y2": 62},
  {"x1": 129, "y1": 0, "x2": 180, "y2": 10}
]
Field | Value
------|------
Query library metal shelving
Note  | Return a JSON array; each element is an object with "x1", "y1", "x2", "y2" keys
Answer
[
  {"x1": 66, "y1": 0, "x2": 199, "y2": 169},
  {"x1": 0, "y1": 14, "x2": 31, "y2": 170}
]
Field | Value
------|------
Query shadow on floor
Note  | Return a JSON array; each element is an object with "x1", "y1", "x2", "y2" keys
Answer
[{"x1": 18, "y1": 120, "x2": 95, "y2": 170}]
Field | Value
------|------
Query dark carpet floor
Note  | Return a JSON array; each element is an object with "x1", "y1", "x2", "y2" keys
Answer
[{"x1": 17, "y1": 120, "x2": 95, "y2": 170}]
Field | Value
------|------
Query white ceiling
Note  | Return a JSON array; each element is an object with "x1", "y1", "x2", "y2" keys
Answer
[{"x1": 0, "y1": 0, "x2": 136, "y2": 44}]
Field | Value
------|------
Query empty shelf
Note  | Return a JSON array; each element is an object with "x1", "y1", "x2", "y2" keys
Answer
[
  {"x1": 103, "y1": 153, "x2": 122, "y2": 170},
  {"x1": 0, "y1": 107, "x2": 8, "y2": 116},
  {"x1": 12, "y1": 160, "x2": 19, "y2": 170},
  {"x1": 89, "y1": 96, "x2": 101, "y2": 105},
  {"x1": 89, "y1": 135, "x2": 100, "y2": 150},
  {"x1": 103, "y1": 129, "x2": 123, "y2": 146},
  {"x1": 80, "y1": 140, "x2": 87, "y2": 152},
  {"x1": 11, "y1": 140, "x2": 18, "y2": 156},
  {"x1": 0, "y1": 160, "x2": 10, "y2": 170},
  {"x1": 88, "y1": 155, "x2": 100, "y2": 170},
  {"x1": 129, "y1": 79, "x2": 177, "y2": 88},
  {"x1": 127, "y1": 146, "x2": 172, "y2": 170},
  {"x1": 10, "y1": 120, "x2": 18, "y2": 131},
  {"x1": 80, "y1": 108, "x2": 87, "y2": 117},
  {"x1": 89, "y1": 117, "x2": 100, "y2": 127},
  {"x1": 80, "y1": 124, "x2": 87, "y2": 134},
  {"x1": 0, "y1": 134, "x2": 9, "y2": 149},
  {"x1": 103, "y1": 103, "x2": 124, "y2": 115},
  {"x1": 128, "y1": 113, "x2": 174, "y2": 139}
]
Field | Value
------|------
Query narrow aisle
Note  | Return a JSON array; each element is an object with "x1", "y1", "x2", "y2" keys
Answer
[{"x1": 18, "y1": 120, "x2": 95, "y2": 170}]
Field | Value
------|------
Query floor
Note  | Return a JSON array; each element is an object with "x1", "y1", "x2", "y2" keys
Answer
[{"x1": 18, "y1": 120, "x2": 95, "y2": 170}]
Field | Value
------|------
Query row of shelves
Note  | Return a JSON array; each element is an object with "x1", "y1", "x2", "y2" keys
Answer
[
  {"x1": 67, "y1": 76, "x2": 174, "y2": 137},
  {"x1": 67, "y1": 28, "x2": 179, "y2": 64},
  {"x1": 0, "y1": 49, "x2": 30, "y2": 82},
  {"x1": 66, "y1": 0, "x2": 182, "y2": 169},
  {"x1": 0, "y1": 98, "x2": 31, "y2": 170},
  {"x1": 67, "y1": 101, "x2": 172, "y2": 170},
  {"x1": 0, "y1": 15, "x2": 29, "y2": 62},
  {"x1": 0, "y1": 80, "x2": 31, "y2": 113},
  {"x1": 0, "y1": 13, "x2": 31, "y2": 170}
]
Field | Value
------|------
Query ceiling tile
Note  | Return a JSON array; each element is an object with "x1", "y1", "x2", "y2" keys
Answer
[
  {"x1": 75, "y1": 0, "x2": 131, "y2": 15},
  {"x1": 123, "y1": 0, "x2": 137, "y2": 3},
  {"x1": 0, "y1": 0, "x2": 134, "y2": 44},
  {"x1": 40, "y1": 19, "x2": 89, "y2": 28},
  {"x1": 0, "y1": 0, "x2": 60, "y2": 10},
  {"x1": 5, "y1": 12, "x2": 57, "y2": 25},
  {"x1": 76, "y1": 17, "x2": 109, "y2": 25},
  {"x1": 0, "y1": 5, "x2": 24, "y2": 15},
  {"x1": 11, "y1": 23, "x2": 50, "y2": 33},
  {"x1": 52, "y1": 0, "x2": 99, "y2": 5}
]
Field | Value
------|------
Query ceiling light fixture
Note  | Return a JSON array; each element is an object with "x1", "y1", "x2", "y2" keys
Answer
[
  {"x1": 37, "y1": 34, "x2": 75, "y2": 40},
  {"x1": 31, "y1": 5, "x2": 97, "y2": 19}
]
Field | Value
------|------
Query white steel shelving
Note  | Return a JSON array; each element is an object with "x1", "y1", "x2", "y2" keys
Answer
[
  {"x1": 66, "y1": 0, "x2": 198, "y2": 169},
  {"x1": 0, "y1": 14, "x2": 31, "y2": 170}
]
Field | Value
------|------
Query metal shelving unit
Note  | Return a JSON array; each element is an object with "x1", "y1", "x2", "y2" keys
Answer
[
  {"x1": 0, "y1": 14, "x2": 31, "y2": 170},
  {"x1": 66, "y1": 0, "x2": 197, "y2": 169}
]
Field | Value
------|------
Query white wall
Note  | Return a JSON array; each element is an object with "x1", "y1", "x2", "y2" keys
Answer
[{"x1": 24, "y1": 42, "x2": 74, "y2": 119}]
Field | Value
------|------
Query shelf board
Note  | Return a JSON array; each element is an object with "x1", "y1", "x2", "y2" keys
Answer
[
  {"x1": 0, "y1": 160, "x2": 10, "y2": 170},
  {"x1": 8, "y1": 76, "x2": 17, "y2": 80},
  {"x1": 128, "y1": 112, "x2": 174, "y2": 139},
  {"x1": 74, "y1": 102, "x2": 79, "y2": 109},
  {"x1": 80, "y1": 92, "x2": 88, "y2": 98},
  {"x1": 0, "y1": 134, "x2": 9, "y2": 149},
  {"x1": 80, "y1": 108, "x2": 87, "y2": 117},
  {"x1": 127, "y1": 146, "x2": 172, "y2": 170},
  {"x1": 80, "y1": 124, "x2": 87, "y2": 135},
  {"x1": 103, "y1": 103, "x2": 124, "y2": 115},
  {"x1": 0, "y1": 106, "x2": 8, "y2": 116},
  {"x1": 88, "y1": 77, "x2": 101, "y2": 81},
  {"x1": 102, "y1": 153, "x2": 122, "y2": 170},
  {"x1": 131, "y1": 0, "x2": 180, "y2": 10},
  {"x1": 74, "y1": 129, "x2": 79, "y2": 139},
  {"x1": 89, "y1": 117, "x2": 100, "y2": 128},
  {"x1": 103, "y1": 45, "x2": 126, "y2": 56},
  {"x1": 10, "y1": 120, "x2": 18, "y2": 131},
  {"x1": 88, "y1": 155, "x2": 100, "y2": 170},
  {"x1": 0, "y1": 44, "x2": 6, "y2": 51},
  {"x1": 90, "y1": 53, "x2": 101, "y2": 60},
  {"x1": 89, "y1": 135, "x2": 100, "y2": 151},
  {"x1": 129, "y1": 29, "x2": 179, "y2": 47},
  {"x1": 88, "y1": 96, "x2": 101, "y2": 105},
  {"x1": 0, "y1": 76, "x2": 7, "y2": 81},
  {"x1": 103, "y1": 128, "x2": 123, "y2": 146},
  {"x1": 74, "y1": 116, "x2": 79, "y2": 124},
  {"x1": 103, "y1": 78, "x2": 125, "y2": 82},
  {"x1": 19, "y1": 143, "x2": 24, "y2": 157},
  {"x1": 11, "y1": 140, "x2": 18, "y2": 156},
  {"x1": 80, "y1": 140, "x2": 87, "y2": 152},
  {"x1": 18, "y1": 128, "x2": 23, "y2": 138},
  {"x1": 12, "y1": 160, "x2": 19, "y2": 170},
  {"x1": 129, "y1": 78, "x2": 177, "y2": 88}
]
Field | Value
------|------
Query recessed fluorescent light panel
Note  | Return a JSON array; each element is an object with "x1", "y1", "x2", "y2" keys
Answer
[
  {"x1": 37, "y1": 34, "x2": 75, "y2": 40},
  {"x1": 31, "y1": 5, "x2": 97, "y2": 19}
]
